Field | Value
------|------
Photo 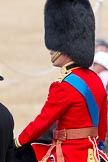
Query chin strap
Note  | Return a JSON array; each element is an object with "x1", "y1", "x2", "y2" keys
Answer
[{"x1": 51, "y1": 52, "x2": 61, "y2": 63}]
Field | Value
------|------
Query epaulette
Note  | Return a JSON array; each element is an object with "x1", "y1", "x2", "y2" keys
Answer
[{"x1": 56, "y1": 70, "x2": 71, "y2": 83}]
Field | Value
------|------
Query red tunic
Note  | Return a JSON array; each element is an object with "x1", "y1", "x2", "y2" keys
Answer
[{"x1": 18, "y1": 67, "x2": 107, "y2": 161}]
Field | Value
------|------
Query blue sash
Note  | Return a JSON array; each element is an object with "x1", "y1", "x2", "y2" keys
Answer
[{"x1": 64, "y1": 74, "x2": 99, "y2": 127}]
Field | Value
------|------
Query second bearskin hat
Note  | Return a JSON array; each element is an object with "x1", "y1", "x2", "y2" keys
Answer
[
  {"x1": 0, "y1": 76, "x2": 4, "y2": 81},
  {"x1": 44, "y1": 0, "x2": 95, "y2": 68},
  {"x1": 95, "y1": 38, "x2": 108, "y2": 48}
]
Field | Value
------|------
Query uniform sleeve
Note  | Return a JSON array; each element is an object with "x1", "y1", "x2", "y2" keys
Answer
[
  {"x1": 98, "y1": 93, "x2": 107, "y2": 142},
  {"x1": 18, "y1": 82, "x2": 72, "y2": 146}
]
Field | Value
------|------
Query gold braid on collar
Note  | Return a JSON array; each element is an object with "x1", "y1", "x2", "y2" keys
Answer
[{"x1": 56, "y1": 62, "x2": 80, "y2": 82}]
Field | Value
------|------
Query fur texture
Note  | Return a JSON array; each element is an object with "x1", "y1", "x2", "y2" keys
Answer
[{"x1": 44, "y1": 0, "x2": 95, "y2": 67}]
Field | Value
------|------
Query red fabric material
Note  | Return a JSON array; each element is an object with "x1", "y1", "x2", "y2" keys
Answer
[
  {"x1": 31, "y1": 143, "x2": 51, "y2": 161},
  {"x1": 18, "y1": 68, "x2": 107, "y2": 161}
]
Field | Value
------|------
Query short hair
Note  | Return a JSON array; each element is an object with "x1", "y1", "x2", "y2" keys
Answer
[{"x1": 95, "y1": 38, "x2": 108, "y2": 48}]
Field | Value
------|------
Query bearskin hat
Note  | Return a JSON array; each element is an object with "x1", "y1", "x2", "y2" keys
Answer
[{"x1": 44, "y1": 0, "x2": 95, "y2": 68}]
